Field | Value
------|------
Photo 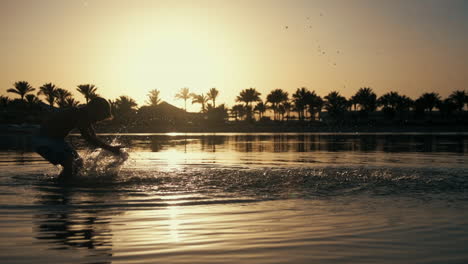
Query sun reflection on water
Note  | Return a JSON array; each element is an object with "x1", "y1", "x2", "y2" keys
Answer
[{"x1": 168, "y1": 206, "x2": 181, "y2": 243}]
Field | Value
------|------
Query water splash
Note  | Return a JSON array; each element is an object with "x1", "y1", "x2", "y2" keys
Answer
[{"x1": 77, "y1": 147, "x2": 130, "y2": 181}]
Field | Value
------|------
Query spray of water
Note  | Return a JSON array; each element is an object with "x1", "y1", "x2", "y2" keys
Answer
[{"x1": 76, "y1": 138, "x2": 130, "y2": 181}]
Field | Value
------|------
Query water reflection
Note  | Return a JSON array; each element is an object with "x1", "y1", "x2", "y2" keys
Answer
[
  {"x1": 89, "y1": 134, "x2": 468, "y2": 170},
  {"x1": 2, "y1": 133, "x2": 468, "y2": 154},
  {"x1": 34, "y1": 183, "x2": 115, "y2": 264},
  {"x1": 115, "y1": 133, "x2": 468, "y2": 154}
]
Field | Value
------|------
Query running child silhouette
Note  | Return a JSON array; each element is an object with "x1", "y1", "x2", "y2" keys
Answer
[{"x1": 33, "y1": 97, "x2": 122, "y2": 178}]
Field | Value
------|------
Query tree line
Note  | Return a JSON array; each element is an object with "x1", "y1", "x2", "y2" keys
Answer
[{"x1": 1, "y1": 81, "x2": 467, "y2": 127}]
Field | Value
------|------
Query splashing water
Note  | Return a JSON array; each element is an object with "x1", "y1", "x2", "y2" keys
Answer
[{"x1": 77, "y1": 147, "x2": 130, "y2": 180}]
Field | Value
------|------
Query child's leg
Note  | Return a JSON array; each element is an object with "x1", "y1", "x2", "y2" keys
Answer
[
  {"x1": 60, "y1": 155, "x2": 74, "y2": 178},
  {"x1": 33, "y1": 136, "x2": 81, "y2": 179},
  {"x1": 59, "y1": 148, "x2": 82, "y2": 178}
]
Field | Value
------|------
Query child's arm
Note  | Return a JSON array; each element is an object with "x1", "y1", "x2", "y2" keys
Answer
[{"x1": 79, "y1": 125, "x2": 121, "y2": 154}]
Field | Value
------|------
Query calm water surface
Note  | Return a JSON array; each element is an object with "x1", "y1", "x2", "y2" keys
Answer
[{"x1": 1, "y1": 133, "x2": 468, "y2": 264}]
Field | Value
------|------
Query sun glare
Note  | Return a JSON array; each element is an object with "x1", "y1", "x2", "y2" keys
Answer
[{"x1": 105, "y1": 16, "x2": 238, "y2": 108}]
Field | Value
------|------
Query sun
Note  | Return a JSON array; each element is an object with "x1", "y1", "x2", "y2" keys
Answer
[{"x1": 104, "y1": 18, "x2": 238, "y2": 109}]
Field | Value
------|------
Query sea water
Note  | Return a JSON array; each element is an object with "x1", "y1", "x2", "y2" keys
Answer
[{"x1": 0, "y1": 133, "x2": 467, "y2": 264}]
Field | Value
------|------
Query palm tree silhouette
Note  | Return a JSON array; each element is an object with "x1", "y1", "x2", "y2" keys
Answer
[
  {"x1": 418, "y1": 92, "x2": 441, "y2": 114},
  {"x1": 324, "y1": 91, "x2": 348, "y2": 120},
  {"x1": 266, "y1": 89, "x2": 288, "y2": 120},
  {"x1": 38, "y1": 83, "x2": 59, "y2": 107},
  {"x1": 236, "y1": 88, "x2": 261, "y2": 106},
  {"x1": 65, "y1": 97, "x2": 80, "y2": 107},
  {"x1": 7, "y1": 81, "x2": 35, "y2": 100},
  {"x1": 281, "y1": 101, "x2": 292, "y2": 121},
  {"x1": 114, "y1": 95, "x2": 138, "y2": 123},
  {"x1": 207, "y1": 88, "x2": 219, "y2": 108},
  {"x1": 25, "y1": 94, "x2": 41, "y2": 106},
  {"x1": 175, "y1": 87, "x2": 191, "y2": 112},
  {"x1": 378, "y1": 92, "x2": 400, "y2": 110},
  {"x1": 293, "y1": 87, "x2": 311, "y2": 121},
  {"x1": 0, "y1": 96, "x2": 10, "y2": 107},
  {"x1": 206, "y1": 103, "x2": 229, "y2": 123},
  {"x1": 306, "y1": 91, "x2": 323, "y2": 121},
  {"x1": 55, "y1": 88, "x2": 72, "y2": 108},
  {"x1": 231, "y1": 104, "x2": 246, "y2": 121},
  {"x1": 254, "y1": 101, "x2": 267, "y2": 120},
  {"x1": 77, "y1": 84, "x2": 99, "y2": 103},
  {"x1": 395, "y1": 95, "x2": 413, "y2": 119},
  {"x1": 436, "y1": 98, "x2": 457, "y2": 119},
  {"x1": 147, "y1": 89, "x2": 162, "y2": 106},
  {"x1": 352, "y1": 87, "x2": 377, "y2": 114},
  {"x1": 449, "y1": 90, "x2": 467, "y2": 112},
  {"x1": 377, "y1": 92, "x2": 408, "y2": 120},
  {"x1": 115, "y1": 96, "x2": 138, "y2": 111},
  {"x1": 236, "y1": 88, "x2": 261, "y2": 120},
  {"x1": 191, "y1": 93, "x2": 208, "y2": 113}
]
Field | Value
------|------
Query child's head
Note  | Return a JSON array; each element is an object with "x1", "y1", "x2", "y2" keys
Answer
[{"x1": 86, "y1": 97, "x2": 112, "y2": 122}]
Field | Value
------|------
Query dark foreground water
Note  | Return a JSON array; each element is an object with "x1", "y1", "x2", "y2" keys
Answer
[{"x1": 1, "y1": 133, "x2": 468, "y2": 264}]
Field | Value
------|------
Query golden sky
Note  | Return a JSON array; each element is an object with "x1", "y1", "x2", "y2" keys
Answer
[{"x1": 1, "y1": 0, "x2": 467, "y2": 111}]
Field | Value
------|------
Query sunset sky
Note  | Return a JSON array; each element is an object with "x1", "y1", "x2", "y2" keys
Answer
[{"x1": 1, "y1": 0, "x2": 467, "y2": 111}]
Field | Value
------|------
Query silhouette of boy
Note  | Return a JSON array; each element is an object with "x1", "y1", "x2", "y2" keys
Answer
[{"x1": 33, "y1": 97, "x2": 122, "y2": 178}]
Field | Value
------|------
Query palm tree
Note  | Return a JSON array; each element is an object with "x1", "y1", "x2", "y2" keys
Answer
[
  {"x1": 292, "y1": 87, "x2": 311, "y2": 121},
  {"x1": 418, "y1": 92, "x2": 441, "y2": 114},
  {"x1": 281, "y1": 101, "x2": 292, "y2": 121},
  {"x1": 378, "y1": 91, "x2": 413, "y2": 119},
  {"x1": 236, "y1": 88, "x2": 261, "y2": 120},
  {"x1": 175, "y1": 87, "x2": 191, "y2": 111},
  {"x1": 206, "y1": 103, "x2": 229, "y2": 123},
  {"x1": 437, "y1": 98, "x2": 457, "y2": 119},
  {"x1": 413, "y1": 98, "x2": 426, "y2": 118},
  {"x1": 378, "y1": 91, "x2": 401, "y2": 111},
  {"x1": 77, "y1": 84, "x2": 99, "y2": 103},
  {"x1": 38, "y1": 83, "x2": 59, "y2": 107},
  {"x1": 231, "y1": 104, "x2": 246, "y2": 121},
  {"x1": 114, "y1": 96, "x2": 138, "y2": 123},
  {"x1": 254, "y1": 101, "x2": 267, "y2": 120},
  {"x1": 349, "y1": 94, "x2": 358, "y2": 111},
  {"x1": 352, "y1": 87, "x2": 377, "y2": 115},
  {"x1": 25, "y1": 94, "x2": 40, "y2": 106},
  {"x1": 115, "y1": 96, "x2": 138, "y2": 111},
  {"x1": 55, "y1": 88, "x2": 72, "y2": 108},
  {"x1": 207, "y1": 87, "x2": 219, "y2": 108},
  {"x1": 236, "y1": 88, "x2": 261, "y2": 106},
  {"x1": 306, "y1": 92, "x2": 323, "y2": 121},
  {"x1": 65, "y1": 97, "x2": 80, "y2": 107},
  {"x1": 378, "y1": 92, "x2": 395, "y2": 119},
  {"x1": 146, "y1": 89, "x2": 161, "y2": 106},
  {"x1": 395, "y1": 95, "x2": 413, "y2": 120},
  {"x1": 266, "y1": 89, "x2": 289, "y2": 120},
  {"x1": 324, "y1": 91, "x2": 348, "y2": 120},
  {"x1": 191, "y1": 93, "x2": 209, "y2": 113},
  {"x1": 449, "y1": 90, "x2": 467, "y2": 112},
  {"x1": 7, "y1": 81, "x2": 35, "y2": 100},
  {"x1": 0, "y1": 96, "x2": 10, "y2": 107}
]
